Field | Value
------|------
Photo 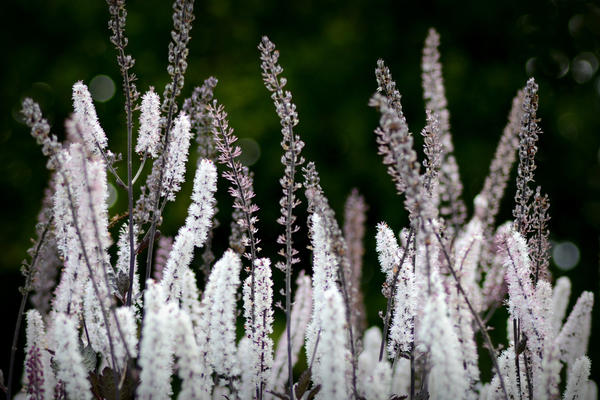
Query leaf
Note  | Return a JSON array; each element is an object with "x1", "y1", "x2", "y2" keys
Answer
[
  {"x1": 294, "y1": 368, "x2": 311, "y2": 399},
  {"x1": 81, "y1": 344, "x2": 98, "y2": 372}
]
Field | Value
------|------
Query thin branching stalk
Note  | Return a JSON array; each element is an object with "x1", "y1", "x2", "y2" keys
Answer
[{"x1": 106, "y1": 0, "x2": 138, "y2": 307}]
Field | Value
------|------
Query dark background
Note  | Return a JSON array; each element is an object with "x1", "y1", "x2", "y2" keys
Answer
[{"x1": 1, "y1": 0, "x2": 599, "y2": 392}]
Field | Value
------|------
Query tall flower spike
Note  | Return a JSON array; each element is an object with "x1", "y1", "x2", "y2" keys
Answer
[
  {"x1": 343, "y1": 189, "x2": 368, "y2": 333},
  {"x1": 418, "y1": 271, "x2": 469, "y2": 400},
  {"x1": 72, "y1": 81, "x2": 108, "y2": 155},
  {"x1": 374, "y1": 59, "x2": 409, "y2": 194},
  {"x1": 550, "y1": 276, "x2": 571, "y2": 335},
  {"x1": 563, "y1": 356, "x2": 591, "y2": 400},
  {"x1": 315, "y1": 288, "x2": 353, "y2": 400},
  {"x1": 204, "y1": 250, "x2": 242, "y2": 382},
  {"x1": 161, "y1": 112, "x2": 193, "y2": 201},
  {"x1": 115, "y1": 223, "x2": 140, "y2": 304},
  {"x1": 209, "y1": 100, "x2": 261, "y2": 263},
  {"x1": 422, "y1": 28, "x2": 466, "y2": 232},
  {"x1": 24, "y1": 310, "x2": 55, "y2": 400},
  {"x1": 513, "y1": 78, "x2": 541, "y2": 235},
  {"x1": 370, "y1": 93, "x2": 437, "y2": 225},
  {"x1": 260, "y1": 36, "x2": 305, "y2": 399},
  {"x1": 136, "y1": 88, "x2": 161, "y2": 157},
  {"x1": 529, "y1": 186, "x2": 551, "y2": 284},
  {"x1": 242, "y1": 258, "x2": 274, "y2": 399},
  {"x1": 160, "y1": 159, "x2": 218, "y2": 301},
  {"x1": 137, "y1": 281, "x2": 175, "y2": 400},
  {"x1": 303, "y1": 162, "x2": 359, "y2": 396},
  {"x1": 556, "y1": 291, "x2": 594, "y2": 367},
  {"x1": 52, "y1": 314, "x2": 92, "y2": 400}
]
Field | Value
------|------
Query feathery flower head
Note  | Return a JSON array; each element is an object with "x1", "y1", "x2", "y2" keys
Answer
[
  {"x1": 162, "y1": 111, "x2": 192, "y2": 201},
  {"x1": 136, "y1": 88, "x2": 161, "y2": 157},
  {"x1": 72, "y1": 81, "x2": 108, "y2": 154}
]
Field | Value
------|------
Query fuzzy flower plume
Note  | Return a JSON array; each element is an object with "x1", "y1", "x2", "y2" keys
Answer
[
  {"x1": 24, "y1": 310, "x2": 54, "y2": 400},
  {"x1": 72, "y1": 81, "x2": 108, "y2": 154},
  {"x1": 242, "y1": 258, "x2": 274, "y2": 397},
  {"x1": 259, "y1": 35, "x2": 305, "y2": 276},
  {"x1": 551, "y1": 276, "x2": 571, "y2": 335},
  {"x1": 563, "y1": 356, "x2": 591, "y2": 400},
  {"x1": 305, "y1": 212, "x2": 338, "y2": 367},
  {"x1": 557, "y1": 291, "x2": 594, "y2": 367},
  {"x1": 375, "y1": 222, "x2": 401, "y2": 289},
  {"x1": 315, "y1": 288, "x2": 352, "y2": 400},
  {"x1": 162, "y1": 112, "x2": 193, "y2": 200},
  {"x1": 171, "y1": 308, "x2": 213, "y2": 399},
  {"x1": 136, "y1": 88, "x2": 161, "y2": 157},
  {"x1": 270, "y1": 271, "x2": 313, "y2": 394},
  {"x1": 154, "y1": 236, "x2": 173, "y2": 281},
  {"x1": 137, "y1": 281, "x2": 175, "y2": 400},
  {"x1": 374, "y1": 59, "x2": 409, "y2": 194},
  {"x1": 498, "y1": 226, "x2": 546, "y2": 359},
  {"x1": 375, "y1": 223, "x2": 416, "y2": 358},
  {"x1": 113, "y1": 306, "x2": 138, "y2": 369},
  {"x1": 161, "y1": 159, "x2": 217, "y2": 301},
  {"x1": 203, "y1": 250, "x2": 242, "y2": 381},
  {"x1": 418, "y1": 274, "x2": 469, "y2": 400},
  {"x1": 52, "y1": 313, "x2": 92, "y2": 400},
  {"x1": 513, "y1": 78, "x2": 541, "y2": 235}
]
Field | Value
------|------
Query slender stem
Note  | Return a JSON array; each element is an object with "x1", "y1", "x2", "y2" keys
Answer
[
  {"x1": 95, "y1": 140, "x2": 127, "y2": 189},
  {"x1": 131, "y1": 153, "x2": 147, "y2": 185},
  {"x1": 110, "y1": 12, "x2": 137, "y2": 307},
  {"x1": 409, "y1": 341, "x2": 415, "y2": 400},
  {"x1": 432, "y1": 227, "x2": 509, "y2": 400},
  {"x1": 379, "y1": 227, "x2": 414, "y2": 362},
  {"x1": 6, "y1": 218, "x2": 52, "y2": 400},
  {"x1": 514, "y1": 319, "x2": 523, "y2": 400}
]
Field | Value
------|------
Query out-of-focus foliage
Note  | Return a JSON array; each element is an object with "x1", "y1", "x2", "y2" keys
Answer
[{"x1": 1, "y1": 0, "x2": 599, "y2": 382}]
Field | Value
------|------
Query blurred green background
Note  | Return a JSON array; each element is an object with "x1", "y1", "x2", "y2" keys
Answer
[{"x1": 1, "y1": 0, "x2": 599, "y2": 391}]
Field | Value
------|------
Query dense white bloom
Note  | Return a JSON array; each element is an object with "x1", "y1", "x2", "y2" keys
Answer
[
  {"x1": 270, "y1": 272, "x2": 313, "y2": 394},
  {"x1": 418, "y1": 272, "x2": 469, "y2": 400},
  {"x1": 162, "y1": 112, "x2": 193, "y2": 201},
  {"x1": 315, "y1": 288, "x2": 352, "y2": 400},
  {"x1": 305, "y1": 213, "x2": 338, "y2": 367},
  {"x1": 358, "y1": 328, "x2": 392, "y2": 400},
  {"x1": 242, "y1": 258, "x2": 274, "y2": 397},
  {"x1": 375, "y1": 222, "x2": 401, "y2": 284},
  {"x1": 72, "y1": 81, "x2": 108, "y2": 153},
  {"x1": 171, "y1": 308, "x2": 212, "y2": 399},
  {"x1": 557, "y1": 291, "x2": 594, "y2": 367},
  {"x1": 161, "y1": 159, "x2": 218, "y2": 301},
  {"x1": 137, "y1": 281, "x2": 175, "y2": 400},
  {"x1": 563, "y1": 356, "x2": 591, "y2": 400},
  {"x1": 113, "y1": 307, "x2": 138, "y2": 370},
  {"x1": 136, "y1": 89, "x2": 162, "y2": 157},
  {"x1": 551, "y1": 276, "x2": 572, "y2": 335},
  {"x1": 52, "y1": 313, "x2": 92, "y2": 400},
  {"x1": 361, "y1": 361, "x2": 392, "y2": 400},
  {"x1": 204, "y1": 250, "x2": 242, "y2": 380},
  {"x1": 52, "y1": 148, "x2": 87, "y2": 318},
  {"x1": 83, "y1": 282, "x2": 110, "y2": 362},
  {"x1": 238, "y1": 337, "x2": 254, "y2": 400},
  {"x1": 24, "y1": 310, "x2": 55, "y2": 399},
  {"x1": 499, "y1": 227, "x2": 544, "y2": 361}
]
